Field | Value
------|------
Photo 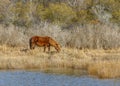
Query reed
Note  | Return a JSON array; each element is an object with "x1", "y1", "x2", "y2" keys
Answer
[{"x1": 0, "y1": 45, "x2": 120, "y2": 78}]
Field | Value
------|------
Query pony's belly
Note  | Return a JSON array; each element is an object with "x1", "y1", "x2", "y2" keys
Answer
[{"x1": 36, "y1": 42, "x2": 46, "y2": 46}]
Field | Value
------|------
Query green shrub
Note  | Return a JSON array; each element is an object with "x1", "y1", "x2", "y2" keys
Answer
[
  {"x1": 0, "y1": 14, "x2": 4, "y2": 22},
  {"x1": 36, "y1": 3, "x2": 77, "y2": 25},
  {"x1": 11, "y1": 1, "x2": 32, "y2": 27},
  {"x1": 36, "y1": 4, "x2": 51, "y2": 21},
  {"x1": 99, "y1": 0, "x2": 120, "y2": 23},
  {"x1": 76, "y1": 9, "x2": 94, "y2": 24},
  {"x1": 112, "y1": 10, "x2": 120, "y2": 23},
  {"x1": 49, "y1": 3, "x2": 76, "y2": 24},
  {"x1": 0, "y1": 0, "x2": 10, "y2": 23}
]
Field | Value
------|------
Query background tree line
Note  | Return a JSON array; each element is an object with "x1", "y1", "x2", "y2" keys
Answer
[{"x1": 0, "y1": 0, "x2": 120, "y2": 28}]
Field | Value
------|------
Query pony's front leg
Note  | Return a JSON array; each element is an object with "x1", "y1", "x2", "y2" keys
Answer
[
  {"x1": 44, "y1": 46, "x2": 46, "y2": 52},
  {"x1": 48, "y1": 46, "x2": 50, "y2": 52}
]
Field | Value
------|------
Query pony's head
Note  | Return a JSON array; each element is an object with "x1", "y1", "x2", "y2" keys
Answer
[{"x1": 55, "y1": 43, "x2": 61, "y2": 52}]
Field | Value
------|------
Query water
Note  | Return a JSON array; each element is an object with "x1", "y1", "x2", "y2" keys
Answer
[{"x1": 0, "y1": 70, "x2": 120, "y2": 86}]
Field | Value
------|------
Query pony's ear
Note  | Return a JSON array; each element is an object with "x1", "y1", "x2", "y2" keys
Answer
[{"x1": 56, "y1": 44, "x2": 61, "y2": 48}]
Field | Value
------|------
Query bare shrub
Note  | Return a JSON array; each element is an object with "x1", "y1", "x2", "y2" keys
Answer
[
  {"x1": 0, "y1": 22, "x2": 120, "y2": 49},
  {"x1": 63, "y1": 23, "x2": 120, "y2": 49},
  {"x1": 0, "y1": 25, "x2": 27, "y2": 47},
  {"x1": 0, "y1": 22, "x2": 63, "y2": 48}
]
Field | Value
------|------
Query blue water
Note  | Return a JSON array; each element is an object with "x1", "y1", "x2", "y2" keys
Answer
[{"x1": 0, "y1": 70, "x2": 120, "y2": 86}]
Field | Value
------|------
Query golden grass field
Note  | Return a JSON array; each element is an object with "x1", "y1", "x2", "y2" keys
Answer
[{"x1": 0, "y1": 45, "x2": 120, "y2": 78}]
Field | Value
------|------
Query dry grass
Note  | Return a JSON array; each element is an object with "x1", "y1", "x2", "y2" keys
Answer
[{"x1": 0, "y1": 45, "x2": 120, "y2": 78}]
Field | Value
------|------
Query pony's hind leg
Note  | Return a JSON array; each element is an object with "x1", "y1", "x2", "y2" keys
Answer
[
  {"x1": 32, "y1": 43, "x2": 36, "y2": 49},
  {"x1": 30, "y1": 43, "x2": 35, "y2": 49}
]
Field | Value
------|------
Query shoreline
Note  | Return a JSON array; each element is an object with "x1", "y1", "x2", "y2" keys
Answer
[{"x1": 0, "y1": 45, "x2": 120, "y2": 78}]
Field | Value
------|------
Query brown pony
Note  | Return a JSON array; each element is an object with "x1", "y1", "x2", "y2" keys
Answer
[{"x1": 29, "y1": 36, "x2": 61, "y2": 52}]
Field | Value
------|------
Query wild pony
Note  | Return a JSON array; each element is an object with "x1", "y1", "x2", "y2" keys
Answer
[{"x1": 29, "y1": 36, "x2": 61, "y2": 52}]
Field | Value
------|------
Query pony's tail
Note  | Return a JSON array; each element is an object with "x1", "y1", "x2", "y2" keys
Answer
[{"x1": 29, "y1": 38, "x2": 32, "y2": 49}]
